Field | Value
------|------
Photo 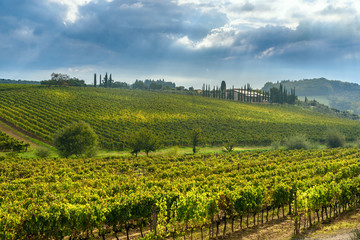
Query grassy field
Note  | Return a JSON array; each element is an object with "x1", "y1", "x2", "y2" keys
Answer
[{"x1": 1, "y1": 84, "x2": 360, "y2": 151}]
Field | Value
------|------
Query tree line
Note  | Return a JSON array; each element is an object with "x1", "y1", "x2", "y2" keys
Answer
[
  {"x1": 202, "y1": 81, "x2": 296, "y2": 104},
  {"x1": 93, "y1": 73, "x2": 179, "y2": 90}
]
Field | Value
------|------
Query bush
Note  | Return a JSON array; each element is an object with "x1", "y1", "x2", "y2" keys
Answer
[
  {"x1": 54, "y1": 121, "x2": 98, "y2": 158},
  {"x1": 35, "y1": 148, "x2": 51, "y2": 158},
  {"x1": 284, "y1": 135, "x2": 310, "y2": 150},
  {"x1": 326, "y1": 129, "x2": 345, "y2": 148},
  {"x1": 271, "y1": 140, "x2": 282, "y2": 150}
]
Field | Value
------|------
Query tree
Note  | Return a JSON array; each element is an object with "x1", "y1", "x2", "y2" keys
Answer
[
  {"x1": 41, "y1": 73, "x2": 86, "y2": 87},
  {"x1": 190, "y1": 129, "x2": 202, "y2": 154},
  {"x1": 54, "y1": 121, "x2": 98, "y2": 158},
  {"x1": 326, "y1": 129, "x2": 345, "y2": 148},
  {"x1": 128, "y1": 130, "x2": 159, "y2": 156},
  {"x1": 141, "y1": 130, "x2": 159, "y2": 156},
  {"x1": 221, "y1": 81, "x2": 226, "y2": 99},
  {"x1": 128, "y1": 133, "x2": 142, "y2": 157},
  {"x1": 224, "y1": 138, "x2": 236, "y2": 152}
]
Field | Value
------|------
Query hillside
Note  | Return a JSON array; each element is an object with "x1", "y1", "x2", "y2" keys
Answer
[
  {"x1": 1, "y1": 84, "x2": 360, "y2": 150},
  {"x1": 262, "y1": 78, "x2": 360, "y2": 114}
]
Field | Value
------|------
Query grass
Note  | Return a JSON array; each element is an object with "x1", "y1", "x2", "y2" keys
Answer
[{"x1": 92, "y1": 145, "x2": 272, "y2": 158}]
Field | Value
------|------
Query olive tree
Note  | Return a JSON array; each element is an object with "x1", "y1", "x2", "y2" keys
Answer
[
  {"x1": 54, "y1": 121, "x2": 98, "y2": 158},
  {"x1": 128, "y1": 129, "x2": 159, "y2": 157}
]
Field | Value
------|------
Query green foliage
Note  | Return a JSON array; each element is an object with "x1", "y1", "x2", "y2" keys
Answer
[
  {"x1": 35, "y1": 148, "x2": 51, "y2": 158},
  {"x1": 271, "y1": 140, "x2": 282, "y2": 150},
  {"x1": 128, "y1": 129, "x2": 159, "y2": 156},
  {"x1": 41, "y1": 73, "x2": 86, "y2": 86},
  {"x1": 284, "y1": 134, "x2": 310, "y2": 150},
  {"x1": 326, "y1": 129, "x2": 345, "y2": 148},
  {"x1": 0, "y1": 131, "x2": 29, "y2": 152},
  {"x1": 53, "y1": 121, "x2": 98, "y2": 158},
  {"x1": 223, "y1": 138, "x2": 236, "y2": 152},
  {"x1": 0, "y1": 148, "x2": 360, "y2": 238},
  {"x1": 190, "y1": 129, "x2": 202, "y2": 154},
  {"x1": 263, "y1": 78, "x2": 360, "y2": 114},
  {"x1": 1, "y1": 85, "x2": 360, "y2": 151}
]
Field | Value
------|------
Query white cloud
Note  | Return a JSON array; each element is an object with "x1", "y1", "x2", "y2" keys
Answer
[
  {"x1": 174, "y1": 25, "x2": 236, "y2": 50},
  {"x1": 48, "y1": 0, "x2": 93, "y2": 23},
  {"x1": 119, "y1": 2, "x2": 143, "y2": 9},
  {"x1": 256, "y1": 47, "x2": 275, "y2": 59}
]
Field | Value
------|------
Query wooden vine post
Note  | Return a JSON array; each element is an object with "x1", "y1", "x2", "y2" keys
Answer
[{"x1": 294, "y1": 191, "x2": 299, "y2": 235}]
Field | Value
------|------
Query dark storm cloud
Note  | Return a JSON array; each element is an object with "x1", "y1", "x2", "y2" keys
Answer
[
  {"x1": 236, "y1": 20, "x2": 360, "y2": 63},
  {"x1": 65, "y1": 0, "x2": 228, "y2": 56},
  {"x1": 1, "y1": 0, "x2": 360, "y2": 85}
]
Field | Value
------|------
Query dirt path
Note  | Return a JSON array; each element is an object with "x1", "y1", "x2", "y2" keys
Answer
[
  {"x1": 0, "y1": 119, "x2": 41, "y2": 148},
  {"x1": 223, "y1": 208, "x2": 360, "y2": 240}
]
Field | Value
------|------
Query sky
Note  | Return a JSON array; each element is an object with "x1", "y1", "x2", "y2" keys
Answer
[{"x1": 1, "y1": 0, "x2": 360, "y2": 88}]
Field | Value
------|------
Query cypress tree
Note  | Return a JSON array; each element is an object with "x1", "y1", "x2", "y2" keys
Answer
[
  {"x1": 109, "y1": 74, "x2": 113, "y2": 88},
  {"x1": 94, "y1": 73, "x2": 97, "y2": 87},
  {"x1": 104, "y1": 73, "x2": 108, "y2": 88},
  {"x1": 221, "y1": 81, "x2": 226, "y2": 99}
]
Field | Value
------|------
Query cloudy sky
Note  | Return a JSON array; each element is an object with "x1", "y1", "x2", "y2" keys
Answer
[{"x1": 1, "y1": 0, "x2": 360, "y2": 88}]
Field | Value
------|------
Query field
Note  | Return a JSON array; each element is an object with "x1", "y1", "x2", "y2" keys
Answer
[
  {"x1": 1, "y1": 148, "x2": 360, "y2": 239},
  {"x1": 1, "y1": 85, "x2": 360, "y2": 150},
  {"x1": 1, "y1": 84, "x2": 360, "y2": 239}
]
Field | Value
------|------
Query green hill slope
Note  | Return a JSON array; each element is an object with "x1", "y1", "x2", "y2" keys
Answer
[
  {"x1": 0, "y1": 84, "x2": 360, "y2": 150},
  {"x1": 262, "y1": 78, "x2": 360, "y2": 114}
]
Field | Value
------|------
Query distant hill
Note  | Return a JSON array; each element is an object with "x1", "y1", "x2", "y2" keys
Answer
[{"x1": 262, "y1": 78, "x2": 360, "y2": 114}]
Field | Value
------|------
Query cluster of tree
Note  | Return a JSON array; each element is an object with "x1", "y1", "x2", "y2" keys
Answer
[
  {"x1": 270, "y1": 83, "x2": 297, "y2": 104},
  {"x1": 0, "y1": 79, "x2": 40, "y2": 85},
  {"x1": 262, "y1": 78, "x2": 360, "y2": 113},
  {"x1": 132, "y1": 79, "x2": 177, "y2": 90},
  {"x1": 41, "y1": 73, "x2": 86, "y2": 87},
  {"x1": 300, "y1": 99, "x2": 360, "y2": 120},
  {"x1": 201, "y1": 81, "x2": 271, "y2": 103},
  {"x1": 53, "y1": 122, "x2": 205, "y2": 158},
  {"x1": 93, "y1": 73, "x2": 121, "y2": 88},
  {"x1": 93, "y1": 75, "x2": 179, "y2": 90}
]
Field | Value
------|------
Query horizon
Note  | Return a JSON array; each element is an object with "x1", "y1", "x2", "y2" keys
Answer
[{"x1": 1, "y1": 0, "x2": 360, "y2": 89}]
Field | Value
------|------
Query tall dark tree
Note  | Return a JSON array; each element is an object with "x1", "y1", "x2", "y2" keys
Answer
[
  {"x1": 109, "y1": 74, "x2": 113, "y2": 88},
  {"x1": 94, "y1": 73, "x2": 97, "y2": 87},
  {"x1": 103, "y1": 73, "x2": 108, "y2": 88},
  {"x1": 221, "y1": 81, "x2": 226, "y2": 99}
]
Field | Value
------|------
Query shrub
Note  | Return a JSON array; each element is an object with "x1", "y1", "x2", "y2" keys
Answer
[
  {"x1": 54, "y1": 121, "x2": 98, "y2": 158},
  {"x1": 35, "y1": 148, "x2": 51, "y2": 158},
  {"x1": 271, "y1": 140, "x2": 282, "y2": 150},
  {"x1": 326, "y1": 129, "x2": 345, "y2": 148},
  {"x1": 284, "y1": 135, "x2": 310, "y2": 150}
]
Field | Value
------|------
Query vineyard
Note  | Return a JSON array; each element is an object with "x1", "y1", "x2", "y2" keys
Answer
[
  {"x1": 1, "y1": 148, "x2": 360, "y2": 239},
  {"x1": 0, "y1": 130, "x2": 29, "y2": 152},
  {"x1": 1, "y1": 85, "x2": 360, "y2": 150}
]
